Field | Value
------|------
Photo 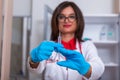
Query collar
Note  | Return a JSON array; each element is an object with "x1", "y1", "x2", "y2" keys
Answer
[{"x1": 61, "y1": 38, "x2": 76, "y2": 50}]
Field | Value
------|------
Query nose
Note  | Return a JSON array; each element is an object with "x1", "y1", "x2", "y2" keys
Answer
[{"x1": 64, "y1": 17, "x2": 69, "y2": 23}]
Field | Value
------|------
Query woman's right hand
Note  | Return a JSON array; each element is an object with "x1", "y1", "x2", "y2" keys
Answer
[{"x1": 29, "y1": 41, "x2": 63, "y2": 63}]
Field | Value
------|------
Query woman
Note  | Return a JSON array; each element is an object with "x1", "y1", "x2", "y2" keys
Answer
[{"x1": 28, "y1": 1, "x2": 104, "y2": 80}]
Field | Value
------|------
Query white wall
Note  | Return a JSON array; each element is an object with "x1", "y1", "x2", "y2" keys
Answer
[
  {"x1": 13, "y1": 0, "x2": 32, "y2": 16},
  {"x1": 59, "y1": 0, "x2": 118, "y2": 14},
  {"x1": 3, "y1": 0, "x2": 32, "y2": 16}
]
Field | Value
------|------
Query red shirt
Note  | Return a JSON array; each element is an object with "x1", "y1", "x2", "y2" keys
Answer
[{"x1": 61, "y1": 38, "x2": 76, "y2": 50}]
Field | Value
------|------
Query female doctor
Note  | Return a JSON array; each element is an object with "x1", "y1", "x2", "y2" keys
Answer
[{"x1": 28, "y1": 1, "x2": 104, "y2": 80}]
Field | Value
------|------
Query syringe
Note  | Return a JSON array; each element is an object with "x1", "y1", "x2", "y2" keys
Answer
[
  {"x1": 58, "y1": 32, "x2": 61, "y2": 44},
  {"x1": 57, "y1": 32, "x2": 62, "y2": 61}
]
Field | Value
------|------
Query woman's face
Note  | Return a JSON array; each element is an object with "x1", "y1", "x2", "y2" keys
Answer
[{"x1": 58, "y1": 6, "x2": 77, "y2": 34}]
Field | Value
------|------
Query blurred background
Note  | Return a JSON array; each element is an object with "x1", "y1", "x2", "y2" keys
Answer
[{"x1": 0, "y1": 0, "x2": 120, "y2": 80}]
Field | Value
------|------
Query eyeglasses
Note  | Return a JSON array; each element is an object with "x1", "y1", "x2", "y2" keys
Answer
[{"x1": 58, "y1": 14, "x2": 76, "y2": 23}]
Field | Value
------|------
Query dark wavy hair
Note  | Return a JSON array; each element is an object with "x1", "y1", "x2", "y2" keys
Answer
[{"x1": 51, "y1": 1, "x2": 85, "y2": 42}]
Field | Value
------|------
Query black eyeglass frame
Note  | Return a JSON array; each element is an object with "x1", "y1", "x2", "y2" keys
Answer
[{"x1": 57, "y1": 14, "x2": 76, "y2": 23}]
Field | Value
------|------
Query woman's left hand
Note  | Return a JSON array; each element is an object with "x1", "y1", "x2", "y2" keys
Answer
[{"x1": 56, "y1": 47, "x2": 90, "y2": 75}]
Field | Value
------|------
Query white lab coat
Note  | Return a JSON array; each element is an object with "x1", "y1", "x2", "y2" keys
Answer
[{"x1": 28, "y1": 40, "x2": 105, "y2": 80}]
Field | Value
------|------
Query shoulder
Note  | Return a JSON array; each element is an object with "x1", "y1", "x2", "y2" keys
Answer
[
  {"x1": 80, "y1": 40, "x2": 98, "y2": 55},
  {"x1": 81, "y1": 40, "x2": 95, "y2": 48},
  {"x1": 78, "y1": 40, "x2": 99, "y2": 61}
]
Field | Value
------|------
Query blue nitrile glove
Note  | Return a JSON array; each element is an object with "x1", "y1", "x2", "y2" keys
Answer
[
  {"x1": 30, "y1": 41, "x2": 63, "y2": 63},
  {"x1": 57, "y1": 47, "x2": 90, "y2": 75}
]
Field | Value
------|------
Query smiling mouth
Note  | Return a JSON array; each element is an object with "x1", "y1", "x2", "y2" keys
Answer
[{"x1": 63, "y1": 25, "x2": 71, "y2": 28}]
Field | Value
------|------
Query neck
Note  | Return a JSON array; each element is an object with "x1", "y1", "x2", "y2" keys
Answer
[{"x1": 61, "y1": 33, "x2": 75, "y2": 42}]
